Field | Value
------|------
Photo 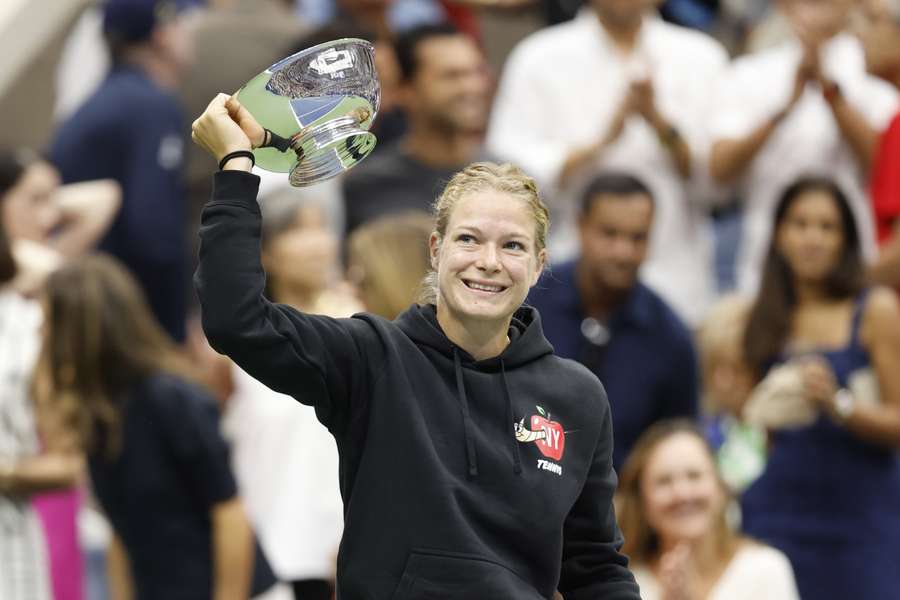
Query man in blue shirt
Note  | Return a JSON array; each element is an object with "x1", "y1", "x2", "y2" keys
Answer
[
  {"x1": 50, "y1": 0, "x2": 195, "y2": 342},
  {"x1": 527, "y1": 172, "x2": 699, "y2": 469}
]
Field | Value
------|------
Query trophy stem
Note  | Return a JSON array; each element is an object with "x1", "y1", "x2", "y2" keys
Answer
[{"x1": 287, "y1": 114, "x2": 376, "y2": 186}]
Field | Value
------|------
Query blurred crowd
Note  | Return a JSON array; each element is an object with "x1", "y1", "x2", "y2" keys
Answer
[{"x1": 2, "y1": 0, "x2": 900, "y2": 599}]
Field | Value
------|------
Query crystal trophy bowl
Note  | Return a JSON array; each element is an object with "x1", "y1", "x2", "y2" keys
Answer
[{"x1": 235, "y1": 38, "x2": 380, "y2": 186}]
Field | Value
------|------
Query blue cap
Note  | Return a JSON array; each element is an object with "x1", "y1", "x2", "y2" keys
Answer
[{"x1": 102, "y1": 0, "x2": 200, "y2": 43}]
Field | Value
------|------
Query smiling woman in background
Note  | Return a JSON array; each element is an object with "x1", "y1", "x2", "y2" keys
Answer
[
  {"x1": 739, "y1": 177, "x2": 900, "y2": 600},
  {"x1": 617, "y1": 420, "x2": 799, "y2": 600}
]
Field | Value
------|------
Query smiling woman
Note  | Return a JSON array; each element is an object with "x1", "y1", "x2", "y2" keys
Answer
[
  {"x1": 418, "y1": 163, "x2": 549, "y2": 359},
  {"x1": 616, "y1": 420, "x2": 800, "y2": 600},
  {"x1": 191, "y1": 94, "x2": 641, "y2": 599}
]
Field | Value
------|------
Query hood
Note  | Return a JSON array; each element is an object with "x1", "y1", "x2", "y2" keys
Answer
[{"x1": 395, "y1": 303, "x2": 554, "y2": 370}]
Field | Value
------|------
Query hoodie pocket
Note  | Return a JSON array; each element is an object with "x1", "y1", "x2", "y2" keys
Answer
[{"x1": 391, "y1": 549, "x2": 544, "y2": 600}]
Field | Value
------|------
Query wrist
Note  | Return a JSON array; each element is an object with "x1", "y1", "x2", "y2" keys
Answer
[
  {"x1": 822, "y1": 80, "x2": 842, "y2": 106},
  {"x1": 218, "y1": 150, "x2": 255, "y2": 173}
]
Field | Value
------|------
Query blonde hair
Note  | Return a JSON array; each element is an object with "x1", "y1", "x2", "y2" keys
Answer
[
  {"x1": 348, "y1": 212, "x2": 434, "y2": 319},
  {"x1": 697, "y1": 295, "x2": 752, "y2": 413},
  {"x1": 616, "y1": 420, "x2": 741, "y2": 566},
  {"x1": 417, "y1": 162, "x2": 550, "y2": 305}
]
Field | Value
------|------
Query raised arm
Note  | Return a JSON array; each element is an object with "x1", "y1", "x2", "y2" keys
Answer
[
  {"x1": 558, "y1": 393, "x2": 641, "y2": 600},
  {"x1": 191, "y1": 95, "x2": 380, "y2": 429},
  {"x1": 48, "y1": 178, "x2": 121, "y2": 256}
]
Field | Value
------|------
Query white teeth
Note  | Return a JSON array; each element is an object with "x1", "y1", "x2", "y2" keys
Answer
[{"x1": 466, "y1": 281, "x2": 504, "y2": 293}]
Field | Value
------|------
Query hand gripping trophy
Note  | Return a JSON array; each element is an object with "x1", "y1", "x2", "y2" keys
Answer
[{"x1": 225, "y1": 38, "x2": 380, "y2": 186}]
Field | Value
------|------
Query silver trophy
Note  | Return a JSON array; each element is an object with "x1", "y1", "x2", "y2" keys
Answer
[{"x1": 235, "y1": 38, "x2": 380, "y2": 186}]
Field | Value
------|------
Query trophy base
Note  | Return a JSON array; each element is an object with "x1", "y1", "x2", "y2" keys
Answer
[{"x1": 288, "y1": 115, "x2": 377, "y2": 187}]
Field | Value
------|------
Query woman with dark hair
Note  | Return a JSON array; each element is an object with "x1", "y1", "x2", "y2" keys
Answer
[
  {"x1": 35, "y1": 255, "x2": 284, "y2": 600},
  {"x1": 617, "y1": 419, "x2": 798, "y2": 600},
  {"x1": 740, "y1": 177, "x2": 900, "y2": 600},
  {"x1": 0, "y1": 151, "x2": 88, "y2": 600}
]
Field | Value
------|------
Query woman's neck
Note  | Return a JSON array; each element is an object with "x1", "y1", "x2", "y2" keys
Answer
[
  {"x1": 435, "y1": 301, "x2": 511, "y2": 361},
  {"x1": 271, "y1": 282, "x2": 322, "y2": 313},
  {"x1": 793, "y1": 279, "x2": 830, "y2": 306}
]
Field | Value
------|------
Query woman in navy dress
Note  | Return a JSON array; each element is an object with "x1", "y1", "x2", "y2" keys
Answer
[{"x1": 740, "y1": 177, "x2": 900, "y2": 599}]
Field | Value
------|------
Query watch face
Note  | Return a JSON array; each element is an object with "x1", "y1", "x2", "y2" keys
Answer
[{"x1": 834, "y1": 389, "x2": 855, "y2": 419}]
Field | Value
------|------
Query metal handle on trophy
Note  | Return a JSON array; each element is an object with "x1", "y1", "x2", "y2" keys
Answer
[{"x1": 234, "y1": 38, "x2": 380, "y2": 187}]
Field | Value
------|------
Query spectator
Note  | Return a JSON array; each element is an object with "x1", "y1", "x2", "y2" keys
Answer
[
  {"x1": 36, "y1": 255, "x2": 286, "y2": 600},
  {"x1": 0, "y1": 149, "x2": 120, "y2": 295},
  {"x1": 527, "y1": 173, "x2": 699, "y2": 470},
  {"x1": 0, "y1": 153, "x2": 83, "y2": 600},
  {"x1": 616, "y1": 420, "x2": 800, "y2": 600},
  {"x1": 341, "y1": 23, "x2": 491, "y2": 237},
  {"x1": 347, "y1": 212, "x2": 434, "y2": 319},
  {"x1": 696, "y1": 295, "x2": 764, "y2": 493},
  {"x1": 50, "y1": 0, "x2": 197, "y2": 342},
  {"x1": 857, "y1": 0, "x2": 900, "y2": 286},
  {"x1": 739, "y1": 177, "x2": 900, "y2": 599},
  {"x1": 709, "y1": 0, "x2": 899, "y2": 296},
  {"x1": 259, "y1": 192, "x2": 361, "y2": 315},
  {"x1": 488, "y1": 0, "x2": 728, "y2": 326},
  {"x1": 0, "y1": 149, "x2": 119, "y2": 600},
  {"x1": 222, "y1": 191, "x2": 359, "y2": 600}
]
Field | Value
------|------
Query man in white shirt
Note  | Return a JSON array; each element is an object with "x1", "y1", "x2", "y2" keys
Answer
[
  {"x1": 709, "y1": 0, "x2": 899, "y2": 295},
  {"x1": 487, "y1": 0, "x2": 728, "y2": 327}
]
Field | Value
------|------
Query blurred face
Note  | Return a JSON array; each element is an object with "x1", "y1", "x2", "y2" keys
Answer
[
  {"x1": 591, "y1": 0, "x2": 660, "y2": 28},
  {"x1": 406, "y1": 35, "x2": 491, "y2": 134},
  {"x1": 155, "y1": 12, "x2": 195, "y2": 75},
  {"x1": 707, "y1": 347, "x2": 756, "y2": 415},
  {"x1": 263, "y1": 205, "x2": 337, "y2": 294},
  {"x1": 578, "y1": 194, "x2": 653, "y2": 293},
  {"x1": 854, "y1": 0, "x2": 900, "y2": 80},
  {"x1": 1, "y1": 161, "x2": 61, "y2": 243},
  {"x1": 641, "y1": 433, "x2": 725, "y2": 547},
  {"x1": 431, "y1": 191, "x2": 545, "y2": 328},
  {"x1": 776, "y1": 189, "x2": 846, "y2": 284},
  {"x1": 783, "y1": 0, "x2": 853, "y2": 43}
]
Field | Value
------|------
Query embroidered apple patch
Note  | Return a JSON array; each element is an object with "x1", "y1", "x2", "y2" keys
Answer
[{"x1": 531, "y1": 405, "x2": 565, "y2": 461}]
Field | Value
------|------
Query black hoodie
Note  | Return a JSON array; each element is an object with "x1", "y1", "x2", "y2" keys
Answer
[{"x1": 195, "y1": 171, "x2": 642, "y2": 600}]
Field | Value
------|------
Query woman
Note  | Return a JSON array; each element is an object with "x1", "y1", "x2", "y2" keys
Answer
[
  {"x1": 0, "y1": 149, "x2": 115, "y2": 600},
  {"x1": 191, "y1": 94, "x2": 640, "y2": 599},
  {"x1": 0, "y1": 174, "x2": 62, "y2": 600},
  {"x1": 36, "y1": 255, "x2": 283, "y2": 600},
  {"x1": 347, "y1": 211, "x2": 434, "y2": 319},
  {"x1": 740, "y1": 177, "x2": 900, "y2": 599},
  {"x1": 222, "y1": 191, "x2": 361, "y2": 600},
  {"x1": 1, "y1": 148, "x2": 119, "y2": 295},
  {"x1": 617, "y1": 420, "x2": 799, "y2": 600}
]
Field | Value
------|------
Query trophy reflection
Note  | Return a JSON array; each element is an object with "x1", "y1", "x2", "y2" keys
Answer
[{"x1": 235, "y1": 38, "x2": 380, "y2": 186}]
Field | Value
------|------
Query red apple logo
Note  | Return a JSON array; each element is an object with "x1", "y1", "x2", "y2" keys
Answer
[{"x1": 531, "y1": 406, "x2": 565, "y2": 461}]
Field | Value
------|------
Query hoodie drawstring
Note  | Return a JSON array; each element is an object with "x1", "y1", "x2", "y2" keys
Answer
[
  {"x1": 453, "y1": 349, "x2": 479, "y2": 478},
  {"x1": 501, "y1": 360, "x2": 523, "y2": 475}
]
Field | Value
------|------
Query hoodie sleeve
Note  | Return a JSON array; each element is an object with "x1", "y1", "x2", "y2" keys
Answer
[
  {"x1": 194, "y1": 170, "x2": 380, "y2": 431},
  {"x1": 558, "y1": 394, "x2": 642, "y2": 600}
]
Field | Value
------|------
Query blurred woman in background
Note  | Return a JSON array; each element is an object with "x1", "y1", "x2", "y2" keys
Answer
[
  {"x1": 0, "y1": 148, "x2": 119, "y2": 600},
  {"x1": 617, "y1": 420, "x2": 799, "y2": 600},
  {"x1": 741, "y1": 177, "x2": 900, "y2": 599},
  {"x1": 36, "y1": 255, "x2": 284, "y2": 600},
  {"x1": 347, "y1": 211, "x2": 433, "y2": 319},
  {"x1": 222, "y1": 191, "x2": 361, "y2": 600},
  {"x1": 1, "y1": 149, "x2": 119, "y2": 295}
]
